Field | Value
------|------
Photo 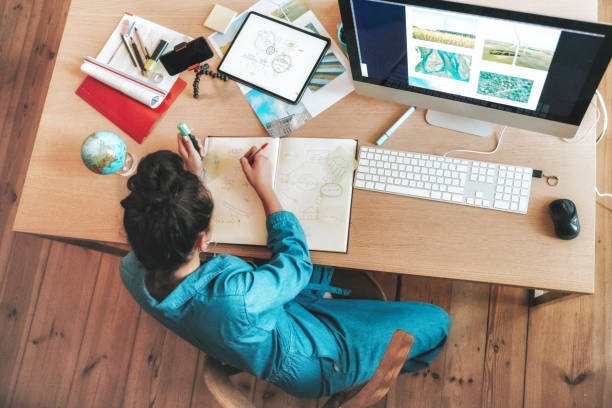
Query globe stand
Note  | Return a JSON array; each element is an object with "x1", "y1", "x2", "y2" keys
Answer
[{"x1": 116, "y1": 153, "x2": 136, "y2": 176}]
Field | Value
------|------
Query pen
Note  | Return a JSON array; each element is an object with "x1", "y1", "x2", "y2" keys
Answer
[
  {"x1": 375, "y1": 106, "x2": 416, "y2": 145},
  {"x1": 134, "y1": 26, "x2": 150, "y2": 59},
  {"x1": 177, "y1": 123, "x2": 202, "y2": 156},
  {"x1": 247, "y1": 143, "x2": 269, "y2": 164}
]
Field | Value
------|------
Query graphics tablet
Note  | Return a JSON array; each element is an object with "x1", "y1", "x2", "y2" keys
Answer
[{"x1": 218, "y1": 12, "x2": 331, "y2": 104}]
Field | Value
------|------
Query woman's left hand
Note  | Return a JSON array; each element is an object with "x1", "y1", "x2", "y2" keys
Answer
[{"x1": 177, "y1": 133, "x2": 205, "y2": 181}]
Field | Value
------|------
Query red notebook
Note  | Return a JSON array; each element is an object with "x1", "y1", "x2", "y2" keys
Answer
[{"x1": 76, "y1": 76, "x2": 187, "y2": 143}]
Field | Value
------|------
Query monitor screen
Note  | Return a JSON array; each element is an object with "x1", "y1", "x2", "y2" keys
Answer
[{"x1": 341, "y1": 0, "x2": 612, "y2": 126}]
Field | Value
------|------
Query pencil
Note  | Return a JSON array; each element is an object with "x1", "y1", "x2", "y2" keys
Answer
[
  {"x1": 247, "y1": 143, "x2": 269, "y2": 164},
  {"x1": 129, "y1": 37, "x2": 147, "y2": 75}
]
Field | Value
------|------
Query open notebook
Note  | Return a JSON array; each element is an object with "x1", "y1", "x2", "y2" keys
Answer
[{"x1": 203, "y1": 137, "x2": 357, "y2": 252}]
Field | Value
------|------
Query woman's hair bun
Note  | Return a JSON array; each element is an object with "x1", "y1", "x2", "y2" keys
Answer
[{"x1": 120, "y1": 150, "x2": 214, "y2": 274}]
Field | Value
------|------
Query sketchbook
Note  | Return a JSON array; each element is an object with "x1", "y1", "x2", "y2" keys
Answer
[
  {"x1": 203, "y1": 137, "x2": 357, "y2": 252},
  {"x1": 80, "y1": 13, "x2": 191, "y2": 108}
]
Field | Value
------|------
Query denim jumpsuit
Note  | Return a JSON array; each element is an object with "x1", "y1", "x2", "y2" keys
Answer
[{"x1": 120, "y1": 211, "x2": 450, "y2": 398}]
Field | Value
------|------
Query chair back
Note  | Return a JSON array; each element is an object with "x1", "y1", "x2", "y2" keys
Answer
[
  {"x1": 203, "y1": 357, "x2": 255, "y2": 408},
  {"x1": 339, "y1": 329, "x2": 414, "y2": 408}
]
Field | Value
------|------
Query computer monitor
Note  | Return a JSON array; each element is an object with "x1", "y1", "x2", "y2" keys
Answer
[{"x1": 338, "y1": 0, "x2": 612, "y2": 138}]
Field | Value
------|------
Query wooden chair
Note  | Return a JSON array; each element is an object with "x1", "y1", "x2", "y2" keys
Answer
[{"x1": 203, "y1": 271, "x2": 414, "y2": 408}]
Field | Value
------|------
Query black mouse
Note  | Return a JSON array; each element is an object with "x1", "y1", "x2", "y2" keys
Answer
[{"x1": 549, "y1": 199, "x2": 580, "y2": 240}]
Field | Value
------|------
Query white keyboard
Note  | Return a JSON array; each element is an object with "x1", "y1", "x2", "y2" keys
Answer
[{"x1": 354, "y1": 146, "x2": 533, "y2": 214}]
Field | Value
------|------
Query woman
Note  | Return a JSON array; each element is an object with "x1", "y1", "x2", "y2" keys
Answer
[{"x1": 120, "y1": 133, "x2": 450, "y2": 398}]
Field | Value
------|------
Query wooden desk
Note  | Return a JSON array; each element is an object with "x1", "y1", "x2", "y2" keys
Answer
[{"x1": 13, "y1": 0, "x2": 598, "y2": 295}]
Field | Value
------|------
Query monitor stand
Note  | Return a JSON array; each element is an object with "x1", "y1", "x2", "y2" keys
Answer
[{"x1": 426, "y1": 110, "x2": 495, "y2": 138}]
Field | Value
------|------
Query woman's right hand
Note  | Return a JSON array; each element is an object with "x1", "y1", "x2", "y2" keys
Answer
[
  {"x1": 240, "y1": 146, "x2": 273, "y2": 194},
  {"x1": 240, "y1": 146, "x2": 282, "y2": 214}
]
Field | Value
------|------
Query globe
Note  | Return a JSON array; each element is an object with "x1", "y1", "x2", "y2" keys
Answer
[{"x1": 81, "y1": 131, "x2": 134, "y2": 175}]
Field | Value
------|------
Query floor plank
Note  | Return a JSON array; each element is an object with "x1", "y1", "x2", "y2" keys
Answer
[
  {"x1": 481, "y1": 287, "x2": 529, "y2": 408},
  {"x1": 0, "y1": 233, "x2": 50, "y2": 407},
  {"x1": 387, "y1": 276, "x2": 453, "y2": 408},
  {"x1": 66, "y1": 253, "x2": 141, "y2": 408},
  {"x1": 440, "y1": 282, "x2": 490, "y2": 408},
  {"x1": 8, "y1": 242, "x2": 102, "y2": 407},
  {"x1": 122, "y1": 312, "x2": 200, "y2": 408}
]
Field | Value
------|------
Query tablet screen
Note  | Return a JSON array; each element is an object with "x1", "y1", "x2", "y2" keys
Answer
[{"x1": 218, "y1": 12, "x2": 330, "y2": 104}]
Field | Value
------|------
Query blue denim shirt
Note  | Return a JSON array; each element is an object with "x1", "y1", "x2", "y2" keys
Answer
[
  {"x1": 120, "y1": 211, "x2": 341, "y2": 381},
  {"x1": 121, "y1": 211, "x2": 451, "y2": 398}
]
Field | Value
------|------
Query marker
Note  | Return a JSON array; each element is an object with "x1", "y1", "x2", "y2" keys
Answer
[
  {"x1": 375, "y1": 106, "x2": 416, "y2": 146},
  {"x1": 177, "y1": 123, "x2": 202, "y2": 156},
  {"x1": 246, "y1": 143, "x2": 269, "y2": 164},
  {"x1": 145, "y1": 39, "x2": 169, "y2": 71}
]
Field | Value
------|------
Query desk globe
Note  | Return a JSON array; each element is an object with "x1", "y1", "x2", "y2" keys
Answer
[{"x1": 81, "y1": 131, "x2": 136, "y2": 176}]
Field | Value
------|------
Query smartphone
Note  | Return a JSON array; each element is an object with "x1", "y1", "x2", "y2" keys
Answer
[{"x1": 160, "y1": 37, "x2": 214, "y2": 75}]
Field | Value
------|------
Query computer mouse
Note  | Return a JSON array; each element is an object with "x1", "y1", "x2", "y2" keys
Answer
[{"x1": 549, "y1": 199, "x2": 580, "y2": 240}]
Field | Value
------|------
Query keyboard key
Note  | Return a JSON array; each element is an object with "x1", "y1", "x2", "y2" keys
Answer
[
  {"x1": 355, "y1": 180, "x2": 365, "y2": 188},
  {"x1": 452, "y1": 194, "x2": 464, "y2": 203},
  {"x1": 366, "y1": 181, "x2": 374, "y2": 189},
  {"x1": 375, "y1": 183, "x2": 385, "y2": 191},
  {"x1": 387, "y1": 185, "x2": 430, "y2": 198},
  {"x1": 432, "y1": 191, "x2": 442, "y2": 199},
  {"x1": 448, "y1": 186, "x2": 463, "y2": 194},
  {"x1": 442, "y1": 192, "x2": 451, "y2": 200},
  {"x1": 494, "y1": 201, "x2": 510, "y2": 210},
  {"x1": 519, "y1": 197, "x2": 528, "y2": 212}
]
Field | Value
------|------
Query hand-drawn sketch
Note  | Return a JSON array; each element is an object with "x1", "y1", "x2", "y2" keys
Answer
[
  {"x1": 204, "y1": 138, "x2": 279, "y2": 245},
  {"x1": 275, "y1": 138, "x2": 357, "y2": 251},
  {"x1": 203, "y1": 137, "x2": 356, "y2": 252}
]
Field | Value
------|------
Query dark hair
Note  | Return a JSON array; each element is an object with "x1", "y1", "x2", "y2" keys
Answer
[{"x1": 121, "y1": 151, "x2": 213, "y2": 295}]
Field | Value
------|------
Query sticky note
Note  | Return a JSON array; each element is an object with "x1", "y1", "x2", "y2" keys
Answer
[{"x1": 204, "y1": 4, "x2": 237, "y2": 34}]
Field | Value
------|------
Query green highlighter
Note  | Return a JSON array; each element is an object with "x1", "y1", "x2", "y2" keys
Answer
[{"x1": 177, "y1": 123, "x2": 202, "y2": 156}]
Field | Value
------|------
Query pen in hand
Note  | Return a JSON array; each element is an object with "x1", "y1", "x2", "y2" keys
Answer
[
  {"x1": 177, "y1": 123, "x2": 202, "y2": 156},
  {"x1": 246, "y1": 143, "x2": 269, "y2": 164}
]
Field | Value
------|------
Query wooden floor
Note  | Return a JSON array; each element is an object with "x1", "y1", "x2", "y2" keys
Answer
[{"x1": 0, "y1": 0, "x2": 611, "y2": 406}]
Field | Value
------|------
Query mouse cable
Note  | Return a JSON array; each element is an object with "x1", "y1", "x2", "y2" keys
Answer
[{"x1": 442, "y1": 126, "x2": 508, "y2": 158}]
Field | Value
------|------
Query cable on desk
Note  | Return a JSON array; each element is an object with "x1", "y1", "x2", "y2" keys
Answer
[{"x1": 442, "y1": 126, "x2": 507, "y2": 158}]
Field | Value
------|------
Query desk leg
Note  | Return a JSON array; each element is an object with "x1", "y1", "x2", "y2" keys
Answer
[{"x1": 529, "y1": 290, "x2": 581, "y2": 307}]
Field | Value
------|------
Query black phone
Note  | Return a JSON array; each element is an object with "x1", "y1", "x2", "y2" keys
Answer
[{"x1": 160, "y1": 37, "x2": 213, "y2": 76}]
